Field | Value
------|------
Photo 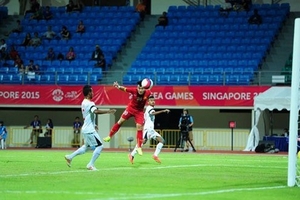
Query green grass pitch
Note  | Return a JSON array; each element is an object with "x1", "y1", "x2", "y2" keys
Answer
[{"x1": 0, "y1": 149, "x2": 299, "y2": 200}]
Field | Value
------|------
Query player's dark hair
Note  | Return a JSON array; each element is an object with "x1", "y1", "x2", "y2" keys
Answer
[
  {"x1": 0, "y1": 121, "x2": 3, "y2": 125},
  {"x1": 137, "y1": 80, "x2": 142, "y2": 87},
  {"x1": 83, "y1": 85, "x2": 92, "y2": 96},
  {"x1": 149, "y1": 95, "x2": 154, "y2": 99}
]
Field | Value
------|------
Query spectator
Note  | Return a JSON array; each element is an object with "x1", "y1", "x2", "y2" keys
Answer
[
  {"x1": 94, "y1": 54, "x2": 106, "y2": 71},
  {"x1": 0, "y1": 39, "x2": 7, "y2": 51},
  {"x1": 219, "y1": 1, "x2": 233, "y2": 17},
  {"x1": 155, "y1": 12, "x2": 168, "y2": 28},
  {"x1": 0, "y1": 47, "x2": 7, "y2": 61},
  {"x1": 91, "y1": 45, "x2": 104, "y2": 61},
  {"x1": 241, "y1": 0, "x2": 251, "y2": 11},
  {"x1": 25, "y1": 60, "x2": 40, "y2": 79},
  {"x1": 14, "y1": 55, "x2": 25, "y2": 73},
  {"x1": 57, "y1": 52, "x2": 64, "y2": 60},
  {"x1": 248, "y1": 9, "x2": 262, "y2": 25},
  {"x1": 66, "y1": 0, "x2": 75, "y2": 13},
  {"x1": 136, "y1": 0, "x2": 146, "y2": 21},
  {"x1": 178, "y1": 109, "x2": 195, "y2": 152},
  {"x1": 44, "y1": 119, "x2": 54, "y2": 137},
  {"x1": 25, "y1": 59, "x2": 40, "y2": 73},
  {"x1": 0, "y1": 120, "x2": 8, "y2": 150},
  {"x1": 45, "y1": 47, "x2": 56, "y2": 61},
  {"x1": 29, "y1": 32, "x2": 42, "y2": 47},
  {"x1": 24, "y1": 115, "x2": 42, "y2": 146},
  {"x1": 282, "y1": 128, "x2": 289, "y2": 137},
  {"x1": 21, "y1": 33, "x2": 32, "y2": 47},
  {"x1": 43, "y1": 26, "x2": 56, "y2": 40},
  {"x1": 8, "y1": 45, "x2": 19, "y2": 60},
  {"x1": 72, "y1": 116, "x2": 82, "y2": 148},
  {"x1": 60, "y1": 26, "x2": 71, "y2": 40},
  {"x1": 43, "y1": 6, "x2": 53, "y2": 20},
  {"x1": 5, "y1": 20, "x2": 22, "y2": 36},
  {"x1": 30, "y1": 7, "x2": 43, "y2": 20},
  {"x1": 73, "y1": 0, "x2": 84, "y2": 12},
  {"x1": 76, "y1": 20, "x2": 85, "y2": 34},
  {"x1": 25, "y1": 0, "x2": 40, "y2": 16},
  {"x1": 66, "y1": 47, "x2": 76, "y2": 61}
]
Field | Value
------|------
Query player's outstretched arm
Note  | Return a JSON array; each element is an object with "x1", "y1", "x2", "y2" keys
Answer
[
  {"x1": 151, "y1": 109, "x2": 170, "y2": 116},
  {"x1": 113, "y1": 81, "x2": 126, "y2": 91},
  {"x1": 94, "y1": 109, "x2": 116, "y2": 115}
]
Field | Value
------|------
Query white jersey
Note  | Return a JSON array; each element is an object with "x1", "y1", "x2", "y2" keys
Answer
[
  {"x1": 81, "y1": 99, "x2": 97, "y2": 134},
  {"x1": 144, "y1": 105, "x2": 155, "y2": 131}
]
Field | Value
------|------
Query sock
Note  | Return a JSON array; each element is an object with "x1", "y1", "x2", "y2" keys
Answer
[
  {"x1": 109, "y1": 123, "x2": 121, "y2": 137},
  {"x1": 154, "y1": 142, "x2": 163, "y2": 156},
  {"x1": 68, "y1": 145, "x2": 87, "y2": 159},
  {"x1": 136, "y1": 130, "x2": 143, "y2": 148},
  {"x1": 87, "y1": 145, "x2": 103, "y2": 167},
  {"x1": 131, "y1": 145, "x2": 138, "y2": 157}
]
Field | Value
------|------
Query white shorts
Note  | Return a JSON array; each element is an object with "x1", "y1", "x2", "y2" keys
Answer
[
  {"x1": 82, "y1": 131, "x2": 102, "y2": 147},
  {"x1": 143, "y1": 129, "x2": 161, "y2": 140}
]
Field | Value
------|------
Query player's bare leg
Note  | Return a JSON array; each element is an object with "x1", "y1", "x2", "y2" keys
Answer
[
  {"x1": 136, "y1": 123, "x2": 143, "y2": 155},
  {"x1": 104, "y1": 118, "x2": 126, "y2": 142},
  {"x1": 152, "y1": 136, "x2": 164, "y2": 163}
]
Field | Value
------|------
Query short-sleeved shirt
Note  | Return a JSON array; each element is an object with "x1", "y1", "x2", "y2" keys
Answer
[
  {"x1": 0, "y1": 125, "x2": 7, "y2": 139},
  {"x1": 30, "y1": 120, "x2": 41, "y2": 128},
  {"x1": 144, "y1": 105, "x2": 155, "y2": 131},
  {"x1": 73, "y1": 121, "x2": 82, "y2": 129},
  {"x1": 125, "y1": 88, "x2": 152, "y2": 113},
  {"x1": 81, "y1": 99, "x2": 97, "y2": 134}
]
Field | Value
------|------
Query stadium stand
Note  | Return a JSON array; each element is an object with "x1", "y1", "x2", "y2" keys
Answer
[
  {"x1": 124, "y1": 3, "x2": 290, "y2": 86},
  {"x1": 0, "y1": 6, "x2": 140, "y2": 85}
]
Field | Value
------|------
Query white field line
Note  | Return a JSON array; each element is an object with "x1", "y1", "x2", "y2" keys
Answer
[
  {"x1": 0, "y1": 186, "x2": 286, "y2": 199},
  {"x1": 0, "y1": 163, "x2": 287, "y2": 178}
]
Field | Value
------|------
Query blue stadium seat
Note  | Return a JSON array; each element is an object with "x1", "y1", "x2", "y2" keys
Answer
[
  {"x1": 209, "y1": 75, "x2": 222, "y2": 85},
  {"x1": 190, "y1": 75, "x2": 199, "y2": 85},
  {"x1": 0, "y1": 67, "x2": 9, "y2": 74},
  {"x1": 225, "y1": 75, "x2": 239, "y2": 85},
  {"x1": 239, "y1": 75, "x2": 251, "y2": 85},
  {"x1": 74, "y1": 68, "x2": 83, "y2": 74},
  {"x1": 64, "y1": 68, "x2": 74, "y2": 74},
  {"x1": 199, "y1": 75, "x2": 209, "y2": 85},
  {"x1": 56, "y1": 67, "x2": 65, "y2": 74},
  {"x1": 155, "y1": 68, "x2": 165, "y2": 75},
  {"x1": 157, "y1": 75, "x2": 170, "y2": 85},
  {"x1": 90, "y1": 74, "x2": 99, "y2": 85},
  {"x1": 78, "y1": 75, "x2": 88, "y2": 84},
  {"x1": 57, "y1": 74, "x2": 69, "y2": 85}
]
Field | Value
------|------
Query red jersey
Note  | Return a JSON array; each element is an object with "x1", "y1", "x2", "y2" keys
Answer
[{"x1": 124, "y1": 88, "x2": 152, "y2": 112}]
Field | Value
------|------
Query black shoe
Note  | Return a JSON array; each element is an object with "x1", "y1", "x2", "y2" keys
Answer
[{"x1": 184, "y1": 149, "x2": 189, "y2": 152}]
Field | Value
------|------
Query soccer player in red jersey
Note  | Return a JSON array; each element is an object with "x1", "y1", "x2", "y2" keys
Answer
[{"x1": 103, "y1": 80, "x2": 152, "y2": 155}]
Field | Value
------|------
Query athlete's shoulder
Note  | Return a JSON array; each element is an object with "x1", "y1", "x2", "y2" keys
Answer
[{"x1": 146, "y1": 105, "x2": 154, "y2": 112}]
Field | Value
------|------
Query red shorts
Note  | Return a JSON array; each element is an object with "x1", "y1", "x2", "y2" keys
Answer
[{"x1": 121, "y1": 108, "x2": 144, "y2": 125}]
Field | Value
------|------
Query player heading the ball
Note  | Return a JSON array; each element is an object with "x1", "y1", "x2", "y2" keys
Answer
[{"x1": 103, "y1": 80, "x2": 152, "y2": 156}]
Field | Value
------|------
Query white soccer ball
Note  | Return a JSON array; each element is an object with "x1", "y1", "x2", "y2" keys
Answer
[{"x1": 141, "y1": 78, "x2": 153, "y2": 89}]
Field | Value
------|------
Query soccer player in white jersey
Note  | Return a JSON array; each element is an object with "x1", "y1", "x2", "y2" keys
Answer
[
  {"x1": 128, "y1": 95, "x2": 170, "y2": 164},
  {"x1": 64, "y1": 85, "x2": 116, "y2": 170}
]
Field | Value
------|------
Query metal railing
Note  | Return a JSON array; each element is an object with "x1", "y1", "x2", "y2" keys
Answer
[
  {"x1": 0, "y1": 70, "x2": 292, "y2": 86},
  {"x1": 6, "y1": 126, "x2": 250, "y2": 150}
]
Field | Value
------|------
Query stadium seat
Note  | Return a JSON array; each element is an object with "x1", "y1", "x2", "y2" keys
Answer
[{"x1": 57, "y1": 74, "x2": 69, "y2": 85}]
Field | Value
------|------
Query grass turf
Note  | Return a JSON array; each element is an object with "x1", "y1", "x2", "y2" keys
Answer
[{"x1": 0, "y1": 149, "x2": 299, "y2": 200}]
